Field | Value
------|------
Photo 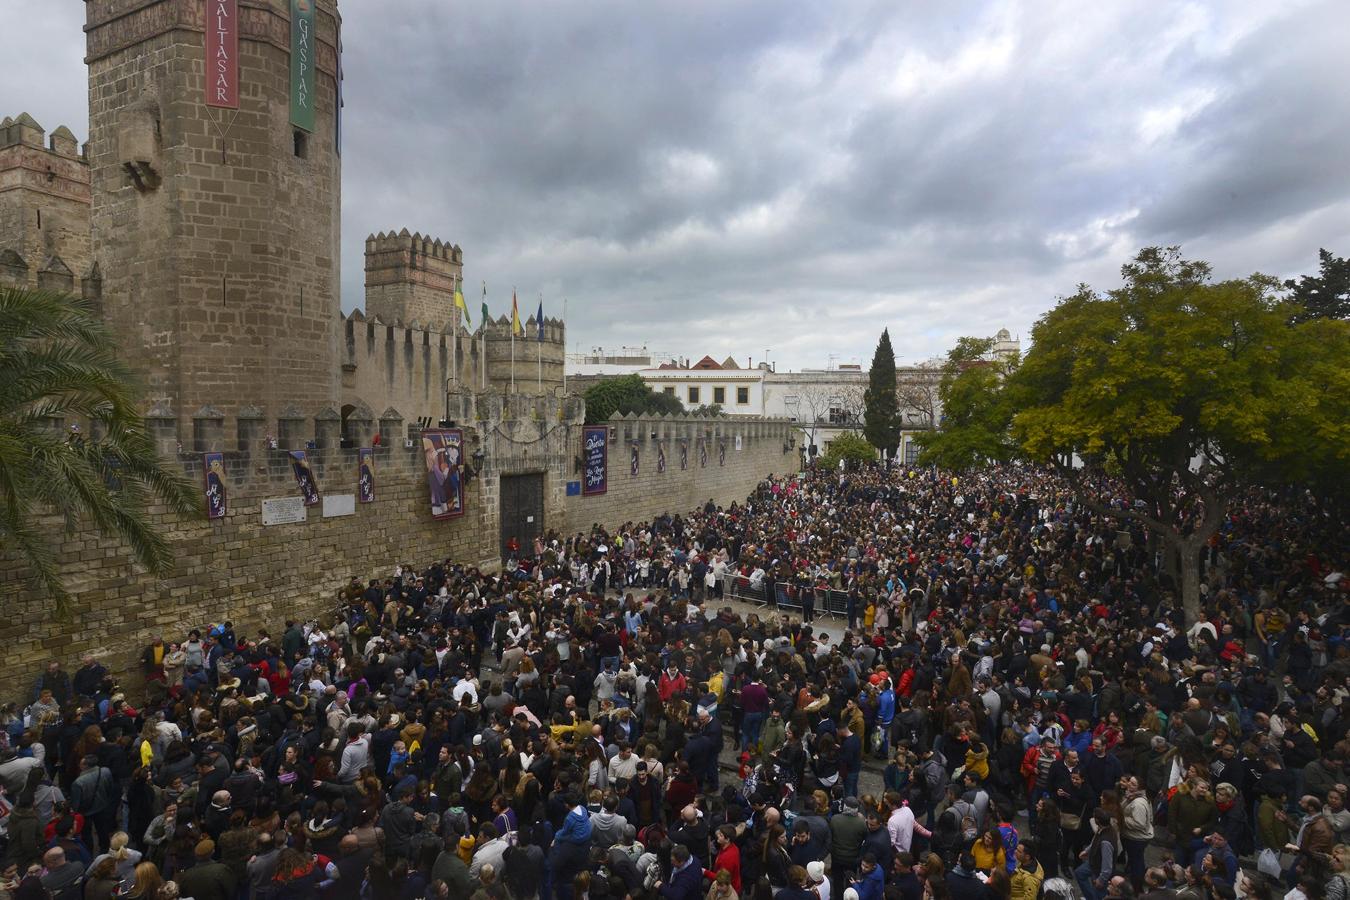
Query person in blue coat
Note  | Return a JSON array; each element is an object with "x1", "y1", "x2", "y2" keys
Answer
[
  {"x1": 549, "y1": 793, "x2": 594, "y2": 900},
  {"x1": 851, "y1": 853, "x2": 887, "y2": 900}
]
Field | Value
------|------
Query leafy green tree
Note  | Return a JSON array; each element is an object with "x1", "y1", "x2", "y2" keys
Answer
[
  {"x1": 863, "y1": 329, "x2": 900, "y2": 457},
  {"x1": 583, "y1": 374, "x2": 683, "y2": 424},
  {"x1": 690, "y1": 403, "x2": 724, "y2": 417},
  {"x1": 920, "y1": 247, "x2": 1349, "y2": 623},
  {"x1": 818, "y1": 431, "x2": 877, "y2": 471},
  {"x1": 1286, "y1": 248, "x2": 1349, "y2": 322},
  {"x1": 0, "y1": 286, "x2": 200, "y2": 616},
  {"x1": 915, "y1": 337, "x2": 1017, "y2": 468}
]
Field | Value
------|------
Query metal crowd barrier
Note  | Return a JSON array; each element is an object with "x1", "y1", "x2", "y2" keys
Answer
[{"x1": 718, "y1": 574, "x2": 856, "y2": 622}]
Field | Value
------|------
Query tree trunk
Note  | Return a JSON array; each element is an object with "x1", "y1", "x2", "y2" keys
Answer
[{"x1": 1179, "y1": 539, "x2": 1202, "y2": 627}]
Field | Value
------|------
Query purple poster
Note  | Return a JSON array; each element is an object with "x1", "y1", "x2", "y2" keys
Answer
[
  {"x1": 422, "y1": 429, "x2": 464, "y2": 520},
  {"x1": 289, "y1": 449, "x2": 320, "y2": 506},
  {"x1": 630, "y1": 442, "x2": 639, "y2": 476},
  {"x1": 679, "y1": 440, "x2": 688, "y2": 470},
  {"x1": 582, "y1": 425, "x2": 608, "y2": 496},
  {"x1": 657, "y1": 443, "x2": 666, "y2": 473},
  {"x1": 203, "y1": 452, "x2": 227, "y2": 520},
  {"x1": 358, "y1": 447, "x2": 375, "y2": 503}
]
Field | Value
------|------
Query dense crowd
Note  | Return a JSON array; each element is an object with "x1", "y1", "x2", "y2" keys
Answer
[{"x1": 1, "y1": 464, "x2": 1346, "y2": 900}]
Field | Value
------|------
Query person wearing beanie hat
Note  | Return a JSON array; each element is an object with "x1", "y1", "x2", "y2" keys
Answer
[
  {"x1": 177, "y1": 837, "x2": 237, "y2": 900},
  {"x1": 806, "y1": 860, "x2": 831, "y2": 900}
]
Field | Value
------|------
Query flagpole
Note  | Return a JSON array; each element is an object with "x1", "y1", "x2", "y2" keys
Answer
[
  {"x1": 510, "y1": 286, "x2": 516, "y2": 395},
  {"x1": 562, "y1": 296, "x2": 568, "y2": 394},
  {"x1": 537, "y1": 291, "x2": 543, "y2": 394},
  {"x1": 481, "y1": 282, "x2": 487, "y2": 393},
  {"x1": 451, "y1": 273, "x2": 458, "y2": 391}
]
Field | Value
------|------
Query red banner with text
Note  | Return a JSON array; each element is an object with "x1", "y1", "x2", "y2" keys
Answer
[{"x1": 205, "y1": 0, "x2": 240, "y2": 108}]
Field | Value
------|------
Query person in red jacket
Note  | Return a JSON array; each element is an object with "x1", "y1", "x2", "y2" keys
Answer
[
  {"x1": 704, "y1": 825, "x2": 743, "y2": 892},
  {"x1": 658, "y1": 663, "x2": 687, "y2": 702}
]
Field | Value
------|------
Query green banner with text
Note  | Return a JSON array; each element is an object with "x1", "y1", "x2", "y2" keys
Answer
[{"x1": 290, "y1": 0, "x2": 316, "y2": 132}]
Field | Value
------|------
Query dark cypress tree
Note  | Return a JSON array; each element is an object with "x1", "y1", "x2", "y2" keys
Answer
[{"x1": 863, "y1": 329, "x2": 901, "y2": 458}]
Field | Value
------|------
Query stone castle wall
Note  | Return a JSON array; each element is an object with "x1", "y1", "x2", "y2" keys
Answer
[
  {"x1": 1, "y1": 407, "x2": 797, "y2": 702},
  {"x1": 0, "y1": 417, "x2": 496, "y2": 704},
  {"x1": 562, "y1": 414, "x2": 799, "y2": 533}
]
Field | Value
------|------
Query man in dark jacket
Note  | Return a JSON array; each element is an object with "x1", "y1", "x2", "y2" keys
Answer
[
  {"x1": 177, "y1": 839, "x2": 238, "y2": 900},
  {"x1": 656, "y1": 843, "x2": 704, "y2": 900},
  {"x1": 69, "y1": 755, "x2": 118, "y2": 854},
  {"x1": 381, "y1": 783, "x2": 423, "y2": 859},
  {"x1": 830, "y1": 797, "x2": 868, "y2": 881}
]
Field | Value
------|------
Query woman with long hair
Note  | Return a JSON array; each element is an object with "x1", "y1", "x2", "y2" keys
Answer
[
  {"x1": 123, "y1": 861, "x2": 164, "y2": 900},
  {"x1": 760, "y1": 825, "x2": 791, "y2": 891},
  {"x1": 1032, "y1": 796, "x2": 1062, "y2": 880}
]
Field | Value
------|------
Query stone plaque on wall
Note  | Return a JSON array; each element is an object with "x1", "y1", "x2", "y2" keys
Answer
[
  {"x1": 261, "y1": 496, "x2": 308, "y2": 526},
  {"x1": 322, "y1": 493, "x2": 356, "y2": 518}
]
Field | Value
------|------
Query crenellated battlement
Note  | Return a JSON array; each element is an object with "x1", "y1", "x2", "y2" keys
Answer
[
  {"x1": 363, "y1": 227, "x2": 464, "y2": 330},
  {"x1": 479, "y1": 311, "x2": 568, "y2": 344},
  {"x1": 364, "y1": 228, "x2": 463, "y2": 264}
]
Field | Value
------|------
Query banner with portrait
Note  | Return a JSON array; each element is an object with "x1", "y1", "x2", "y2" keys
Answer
[
  {"x1": 203, "y1": 452, "x2": 228, "y2": 519},
  {"x1": 582, "y1": 425, "x2": 608, "y2": 496},
  {"x1": 679, "y1": 439, "x2": 688, "y2": 470},
  {"x1": 422, "y1": 429, "x2": 464, "y2": 520},
  {"x1": 357, "y1": 447, "x2": 375, "y2": 503},
  {"x1": 698, "y1": 438, "x2": 708, "y2": 468},
  {"x1": 719, "y1": 441, "x2": 726, "y2": 466},
  {"x1": 657, "y1": 443, "x2": 666, "y2": 473},
  {"x1": 289, "y1": 449, "x2": 320, "y2": 506},
  {"x1": 630, "y1": 442, "x2": 639, "y2": 476}
]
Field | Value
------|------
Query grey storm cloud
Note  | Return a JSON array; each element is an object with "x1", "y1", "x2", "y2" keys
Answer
[{"x1": 2, "y1": 0, "x2": 1348, "y2": 368}]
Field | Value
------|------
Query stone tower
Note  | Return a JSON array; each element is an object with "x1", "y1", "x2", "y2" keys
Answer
[
  {"x1": 364, "y1": 229, "x2": 464, "y2": 330},
  {"x1": 0, "y1": 114, "x2": 96, "y2": 299},
  {"x1": 84, "y1": 0, "x2": 342, "y2": 447}
]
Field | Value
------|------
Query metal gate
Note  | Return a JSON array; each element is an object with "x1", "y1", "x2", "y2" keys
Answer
[{"x1": 499, "y1": 473, "x2": 545, "y2": 560}]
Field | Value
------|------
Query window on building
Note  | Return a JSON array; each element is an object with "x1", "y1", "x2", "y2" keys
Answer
[
  {"x1": 293, "y1": 130, "x2": 308, "y2": 158},
  {"x1": 737, "y1": 386, "x2": 749, "y2": 404},
  {"x1": 713, "y1": 386, "x2": 726, "y2": 404},
  {"x1": 663, "y1": 386, "x2": 675, "y2": 396},
  {"x1": 688, "y1": 386, "x2": 700, "y2": 404},
  {"x1": 904, "y1": 440, "x2": 920, "y2": 465}
]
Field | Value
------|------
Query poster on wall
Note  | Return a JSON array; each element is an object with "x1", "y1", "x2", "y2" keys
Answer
[
  {"x1": 289, "y1": 450, "x2": 321, "y2": 506},
  {"x1": 698, "y1": 439, "x2": 708, "y2": 468},
  {"x1": 290, "y1": 0, "x2": 316, "y2": 132},
  {"x1": 582, "y1": 425, "x2": 608, "y2": 496},
  {"x1": 657, "y1": 443, "x2": 666, "y2": 473},
  {"x1": 203, "y1": 452, "x2": 228, "y2": 519},
  {"x1": 422, "y1": 429, "x2": 464, "y2": 519},
  {"x1": 735, "y1": 434, "x2": 743, "y2": 451},
  {"x1": 719, "y1": 441, "x2": 726, "y2": 466},
  {"x1": 630, "y1": 442, "x2": 639, "y2": 476},
  {"x1": 357, "y1": 448, "x2": 375, "y2": 503},
  {"x1": 679, "y1": 440, "x2": 688, "y2": 470},
  {"x1": 204, "y1": 0, "x2": 239, "y2": 109}
]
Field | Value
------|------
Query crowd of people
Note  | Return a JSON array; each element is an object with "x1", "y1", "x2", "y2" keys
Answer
[{"x1": 0, "y1": 464, "x2": 1346, "y2": 900}]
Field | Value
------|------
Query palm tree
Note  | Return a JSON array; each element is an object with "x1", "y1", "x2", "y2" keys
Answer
[{"x1": 0, "y1": 285, "x2": 199, "y2": 616}]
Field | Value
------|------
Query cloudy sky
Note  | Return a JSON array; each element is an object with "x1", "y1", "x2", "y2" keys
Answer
[{"x1": 4, "y1": 1, "x2": 1348, "y2": 369}]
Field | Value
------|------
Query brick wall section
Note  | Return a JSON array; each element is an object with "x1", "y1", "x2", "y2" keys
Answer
[
  {"x1": 0, "y1": 435, "x2": 496, "y2": 704},
  {"x1": 0, "y1": 409, "x2": 797, "y2": 701},
  {"x1": 85, "y1": 0, "x2": 342, "y2": 442},
  {"x1": 561, "y1": 414, "x2": 799, "y2": 533}
]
